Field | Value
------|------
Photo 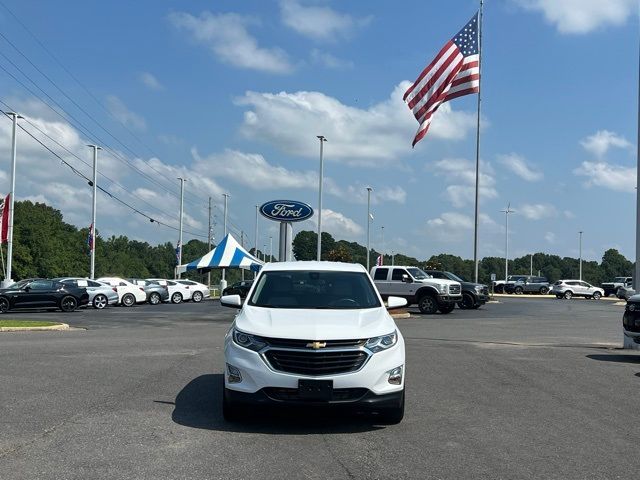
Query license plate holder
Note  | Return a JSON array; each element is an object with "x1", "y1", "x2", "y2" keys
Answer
[{"x1": 298, "y1": 379, "x2": 333, "y2": 401}]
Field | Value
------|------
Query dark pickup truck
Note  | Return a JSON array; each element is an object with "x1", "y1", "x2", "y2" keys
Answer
[{"x1": 424, "y1": 270, "x2": 489, "y2": 309}]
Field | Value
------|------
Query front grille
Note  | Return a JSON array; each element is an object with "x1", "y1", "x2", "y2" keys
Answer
[
  {"x1": 449, "y1": 285, "x2": 461, "y2": 295},
  {"x1": 481, "y1": 287, "x2": 489, "y2": 296},
  {"x1": 263, "y1": 387, "x2": 368, "y2": 402},
  {"x1": 263, "y1": 337, "x2": 366, "y2": 349},
  {"x1": 264, "y1": 350, "x2": 369, "y2": 376}
]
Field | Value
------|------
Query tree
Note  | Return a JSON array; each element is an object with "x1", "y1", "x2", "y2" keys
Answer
[
  {"x1": 327, "y1": 244, "x2": 352, "y2": 262},
  {"x1": 600, "y1": 249, "x2": 633, "y2": 280},
  {"x1": 292, "y1": 231, "x2": 336, "y2": 260}
]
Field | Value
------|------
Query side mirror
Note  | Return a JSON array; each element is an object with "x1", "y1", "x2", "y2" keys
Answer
[
  {"x1": 220, "y1": 294, "x2": 242, "y2": 309},
  {"x1": 402, "y1": 274, "x2": 412, "y2": 283},
  {"x1": 386, "y1": 296, "x2": 408, "y2": 310}
]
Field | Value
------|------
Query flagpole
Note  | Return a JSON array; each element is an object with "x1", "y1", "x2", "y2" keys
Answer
[
  {"x1": 635, "y1": 30, "x2": 640, "y2": 292},
  {"x1": 472, "y1": 0, "x2": 484, "y2": 283}
]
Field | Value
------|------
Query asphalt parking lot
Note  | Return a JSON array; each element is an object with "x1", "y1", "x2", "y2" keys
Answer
[{"x1": 1, "y1": 297, "x2": 639, "y2": 480}]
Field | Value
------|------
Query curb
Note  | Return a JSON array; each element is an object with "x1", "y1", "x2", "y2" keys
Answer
[
  {"x1": 391, "y1": 311, "x2": 410, "y2": 319},
  {"x1": 492, "y1": 294, "x2": 619, "y2": 301},
  {"x1": 0, "y1": 323, "x2": 69, "y2": 332}
]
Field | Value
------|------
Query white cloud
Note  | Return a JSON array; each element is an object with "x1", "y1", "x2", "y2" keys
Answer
[
  {"x1": 515, "y1": 0, "x2": 637, "y2": 34},
  {"x1": 563, "y1": 210, "x2": 575, "y2": 219},
  {"x1": 105, "y1": 95, "x2": 146, "y2": 131},
  {"x1": 138, "y1": 72, "x2": 164, "y2": 91},
  {"x1": 498, "y1": 153, "x2": 543, "y2": 181},
  {"x1": 303, "y1": 208, "x2": 364, "y2": 240},
  {"x1": 432, "y1": 158, "x2": 498, "y2": 208},
  {"x1": 310, "y1": 49, "x2": 353, "y2": 69},
  {"x1": 518, "y1": 203, "x2": 558, "y2": 220},
  {"x1": 580, "y1": 130, "x2": 633, "y2": 158},
  {"x1": 545, "y1": 232, "x2": 556, "y2": 244},
  {"x1": 573, "y1": 161, "x2": 636, "y2": 192},
  {"x1": 236, "y1": 82, "x2": 477, "y2": 167},
  {"x1": 169, "y1": 11, "x2": 293, "y2": 74},
  {"x1": 344, "y1": 184, "x2": 406, "y2": 205},
  {"x1": 280, "y1": 0, "x2": 371, "y2": 41},
  {"x1": 426, "y1": 212, "x2": 497, "y2": 242}
]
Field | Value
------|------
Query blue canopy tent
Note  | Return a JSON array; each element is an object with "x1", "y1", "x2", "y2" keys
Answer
[{"x1": 176, "y1": 233, "x2": 264, "y2": 274}]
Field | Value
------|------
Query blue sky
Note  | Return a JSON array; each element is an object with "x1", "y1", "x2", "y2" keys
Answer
[{"x1": 0, "y1": 0, "x2": 637, "y2": 262}]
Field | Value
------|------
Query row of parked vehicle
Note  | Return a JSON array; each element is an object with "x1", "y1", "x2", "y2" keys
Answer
[
  {"x1": 492, "y1": 275, "x2": 609, "y2": 300},
  {"x1": 0, "y1": 276, "x2": 211, "y2": 314}
]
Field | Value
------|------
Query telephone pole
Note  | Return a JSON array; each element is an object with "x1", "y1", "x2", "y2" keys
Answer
[
  {"x1": 3, "y1": 112, "x2": 22, "y2": 287},
  {"x1": 88, "y1": 145, "x2": 101, "y2": 279}
]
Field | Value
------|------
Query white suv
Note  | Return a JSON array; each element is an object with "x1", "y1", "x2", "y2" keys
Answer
[
  {"x1": 221, "y1": 261, "x2": 407, "y2": 424},
  {"x1": 551, "y1": 280, "x2": 604, "y2": 300}
]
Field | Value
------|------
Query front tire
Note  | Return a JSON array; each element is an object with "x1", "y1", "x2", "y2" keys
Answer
[
  {"x1": 377, "y1": 389, "x2": 405, "y2": 425},
  {"x1": 171, "y1": 292, "x2": 183, "y2": 304},
  {"x1": 417, "y1": 294, "x2": 438, "y2": 314},
  {"x1": 539, "y1": 286, "x2": 549, "y2": 295},
  {"x1": 222, "y1": 379, "x2": 243, "y2": 422},
  {"x1": 192, "y1": 291, "x2": 203, "y2": 303},
  {"x1": 458, "y1": 292, "x2": 476, "y2": 309},
  {"x1": 0, "y1": 297, "x2": 9, "y2": 314},
  {"x1": 592, "y1": 291, "x2": 602, "y2": 300},
  {"x1": 438, "y1": 303, "x2": 455, "y2": 314},
  {"x1": 563, "y1": 291, "x2": 573, "y2": 300},
  {"x1": 93, "y1": 294, "x2": 108, "y2": 309},
  {"x1": 148, "y1": 292, "x2": 161, "y2": 305},
  {"x1": 60, "y1": 295, "x2": 78, "y2": 312},
  {"x1": 514, "y1": 286, "x2": 524, "y2": 295},
  {"x1": 121, "y1": 293, "x2": 136, "y2": 307}
]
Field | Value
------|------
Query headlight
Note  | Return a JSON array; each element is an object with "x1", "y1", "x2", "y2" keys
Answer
[
  {"x1": 365, "y1": 331, "x2": 397, "y2": 353},
  {"x1": 475, "y1": 285, "x2": 484, "y2": 292},
  {"x1": 232, "y1": 328, "x2": 267, "y2": 352},
  {"x1": 438, "y1": 284, "x2": 447, "y2": 294}
]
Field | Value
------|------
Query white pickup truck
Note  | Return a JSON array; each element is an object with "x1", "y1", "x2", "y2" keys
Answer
[{"x1": 371, "y1": 265, "x2": 462, "y2": 314}]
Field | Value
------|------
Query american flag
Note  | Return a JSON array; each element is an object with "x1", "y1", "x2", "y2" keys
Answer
[
  {"x1": 0, "y1": 193, "x2": 8, "y2": 244},
  {"x1": 404, "y1": 12, "x2": 480, "y2": 146},
  {"x1": 175, "y1": 241, "x2": 181, "y2": 265},
  {"x1": 87, "y1": 223, "x2": 94, "y2": 253}
]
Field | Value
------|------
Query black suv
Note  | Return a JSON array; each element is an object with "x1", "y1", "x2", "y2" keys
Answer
[
  {"x1": 424, "y1": 270, "x2": 489, "y2": 309},
  {"x1": 222, "y1": 280, "x2": 253, "y2": 299}
]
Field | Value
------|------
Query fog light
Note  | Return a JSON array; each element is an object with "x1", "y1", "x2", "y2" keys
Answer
[
  {"x1": 388, "y1": 366, "x2": 403, "y2": 385},
  {"x1": 226, "y1": 363, "x2": 242, "y2": 384}
]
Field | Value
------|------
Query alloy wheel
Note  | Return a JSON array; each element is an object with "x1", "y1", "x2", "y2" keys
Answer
[{"x1": 93, "y1": 294, "x2": 107, "y2": 309}]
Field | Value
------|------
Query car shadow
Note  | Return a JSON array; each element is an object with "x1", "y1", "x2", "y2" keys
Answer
[
  {"x1": 166, "y1": 374, "x2": 385, "y2": 434},
  {"x1": 586, "y1": 354, "x2": 640, "y2": 364}
]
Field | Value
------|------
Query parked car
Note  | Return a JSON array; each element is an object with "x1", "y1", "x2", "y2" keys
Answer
[
  {"x1": 602, "y1": 277, "x2": 632, "y2": 297},
  {"x1": 222, "y1": 280, "x2": 254, "y2": 299},
  {"x1": 0, "y1": 279, "x2": 89, "y2": 313},
  {"x1": 96, "y1": 277, "x2": 147, "y2": 306},
  {"x1": 424, "y1": 270, "x2": 488, "y2": 309},
  {"x1": 126, "y1": 278, "x2": 170, "y2": 305},
  {"x1": 551, "y1": 280, "x2": 604, "y2": 300},
  {"x1": 371, "y1": 265, "x2": 461, "y2": 314},
  {"x1": 623, "y1": 295, "x2": 640, "y2": 349},
  {"x1": 174, "y1": 279, "x2": 210, "y2": 302},
  {"x1": 54, "y1": 277, "x2": 119, "y2": 309},
  {"x1": 221, "y1": 261, "x2": 406, "y2": 424},
  {"x1": 504, "y1": 275, "x2": 550, "y2": 295},
  {"x1": 146, "y1": 278, "x2": 192, "y2": 304},
  {"x1": 617, "y1": 282, "x2": 636, "y2": 300}
]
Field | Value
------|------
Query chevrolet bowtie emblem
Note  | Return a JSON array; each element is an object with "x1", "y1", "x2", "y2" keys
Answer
[{"x1": 306, "y1": 341, "x2": 327, "y2": 349}]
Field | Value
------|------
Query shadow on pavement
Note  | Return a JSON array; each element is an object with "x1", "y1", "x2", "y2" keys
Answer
[
  {"x1": 586, "y1": 354, "x2": 640, "y2": 364},
  {"x1": 169, "y1": 374, "x2": 385, "y2": 434}
]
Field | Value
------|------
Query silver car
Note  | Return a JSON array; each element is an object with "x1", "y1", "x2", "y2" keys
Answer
[
  {"x1": 127, "y1": 278, "x2": 170, "y2": 305},
  {"x1": 551, "y1": 280, "x2": 604, "y2": 300},
  {"x1": 54, "y1": 277, "x2": 119, "y2": 309}
]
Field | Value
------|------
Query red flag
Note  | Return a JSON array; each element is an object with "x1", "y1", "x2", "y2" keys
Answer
[
  {"x1": 0, "y1": 193, "x2": 9, "y2": 244},
  {"x1": 404, "y1": 12, "x2": 480, "y2": 146}
]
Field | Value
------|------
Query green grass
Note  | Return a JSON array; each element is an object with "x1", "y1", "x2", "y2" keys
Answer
[{"x1": 0, "y1": 320, "x2": 60, "y2": 328}]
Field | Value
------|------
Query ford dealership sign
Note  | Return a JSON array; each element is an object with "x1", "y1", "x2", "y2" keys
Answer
[{"x1": 260, "y1": 200, "x2": 314, "y2": 222}]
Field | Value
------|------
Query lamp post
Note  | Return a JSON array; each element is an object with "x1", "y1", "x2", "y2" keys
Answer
[
  {"x1": 366, "y1": 187, "x2": 373, "y2": 272},
  {"x1": 87, "y1": 144, "x2": 101, "y2": 279},
  {"x1": 221, "y1": 193, "x2": 229, "y2": 288},
  {"x1": 501, "y1": 203, "x2": 514, "y2": 281},
  {"x1": 316, "y1": 135, "x2": 327, "y2": 261},
  {"x1": 579, "y1": 231, "x2": 583, "y2": 281},
  {"x1": 176, "y1": 177, "x2": 186, "y2": 278},
  {"x1": 3, "y1": 112, "x2": 22, "y2": 287}
]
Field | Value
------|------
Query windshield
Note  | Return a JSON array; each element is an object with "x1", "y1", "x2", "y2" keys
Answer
[
  {"x1": 445, "y1": 272, "x2": 465, "y2": 282},
  {"x1": 10, "y1": 279, "x2": 32, "y2": 289},
  {"x1": 248, "y1": 270, "x2": 381, "y2": 309},
  {"x1": 507, "y1": 276, "x2": 527, "y2": 282},
  {"x1": 407, "y1": 268, "x2": 430, "y2": 280},
  {"x1": 614, "y1": 277, "x2": 627, "y2": 282}
]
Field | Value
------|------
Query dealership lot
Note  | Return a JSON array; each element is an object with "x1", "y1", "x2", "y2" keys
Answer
[{"x1": 1, "y1": 298, "x2": 639, "y2": 480}]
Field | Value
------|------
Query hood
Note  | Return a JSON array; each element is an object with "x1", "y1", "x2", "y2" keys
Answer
[
  {"x1": 235, "y1": 305, "x2": 397, "y2": 340},
  {"x1": 461, "y1": 281, "x2": 486, "y2": 289},
  {"x1": 416, "y1": 278, "x2": 459, "y2": 286}
]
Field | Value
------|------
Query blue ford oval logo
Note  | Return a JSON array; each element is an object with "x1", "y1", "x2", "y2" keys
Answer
[{"x1": 260, "y1": 200, "x2": 314, "y2": 222}]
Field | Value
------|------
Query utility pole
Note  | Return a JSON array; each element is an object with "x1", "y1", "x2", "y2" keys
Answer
[
  {"x1": 316, "y1": 135, "x2": 327, "y2": 261},
  {"x1": 207, "y1": 196, "x2": 212, "y2": 288},
  {"x1": 579, "y1": 231, "x2": 583, "y2": 281},
  {"x1": 176, "y1": 177, "x2": 185, "y2": 278},
  {"x1": 240, "y1": 231, "x2": 245, "y2": 281},
  {"x1": 254, "y1": 205, "x2": 259, "y2": 277},
  {"x1": 87, "y1": 145, "x2": 101, "y2": 279},
  {"x1": 221, "y1": 193, "x2": 229, "y2": 288},
  {"x1": 366, "y1": 187, "x2": 373, "y2": 272},
  {"x1": 3, "y1": 112, "x2": 21, "y2": 287},
  {"x1": 501, "y1": 203, "x2": 514, "y2": 281}
]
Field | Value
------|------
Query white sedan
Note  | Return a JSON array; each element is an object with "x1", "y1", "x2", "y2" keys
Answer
[
  {"x1": 96, "y1": 277, "x2": 147, "y2": 306},
  {"x1": 174, "y1": 279, "x2": 210, "y2": 303},
  {"x1": 146, "y1": 279, "x2": 192, "y2": 304}
]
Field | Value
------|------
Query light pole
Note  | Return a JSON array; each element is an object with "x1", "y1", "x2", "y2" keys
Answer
[
  {"x1": 316, "y1": 135, "x2": 327, "y2": 261},
  {"x1": 176, "y1": 177, "x2": 186, "y2": 278},
  {"x1": 3, "y1": 112, "x2": 21, "y2": 287},
  {"x1": 500, "y1": 203, "x2": 514, "y2": 281},
  {"x1": 207, "y1": 197, "x2": 212, "y2": 288},
  {"x1": 269, "y1": 236, "x2": 273, "y2": 262},
  {"x1": 221, "y1": 193, "x2": 229, "y2": 288},
  {"x1": 254, "y1": 205, "x2": 259, "y2": 277},
  {"x1": 366, "y1": 187, "x2": 373, "y2": 272},
  {"x1": 381, "y1": 225, "x2": 385, "y2": 265},
  {"x1": 87, "y1": 144, "x2": 101, "y2": 279},
  {"x1": 579, "y1": 231, "x2": 583, "y2": 281},
  {"x1": 530, "y1": 253, "x2": 533, "y2": 276}
]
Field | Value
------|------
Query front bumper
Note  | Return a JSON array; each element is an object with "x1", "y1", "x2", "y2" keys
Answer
[
  {"x1": 438, "y1": 294, "x2": 462, "y2": 303},
  {"x1": 224, "y1": 335, "x2": 405, "y2": 397}
]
